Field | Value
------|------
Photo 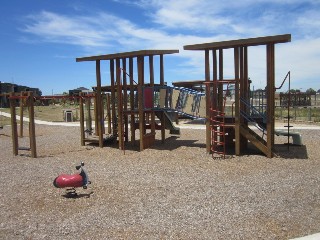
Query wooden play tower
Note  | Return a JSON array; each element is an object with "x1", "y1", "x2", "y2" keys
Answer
[
  {"x1": 76, "y1": 50, "x2": 179, "y2": 151},
  {"x1": 184, "y1": 34, "x2": 291, "y2": 158}
]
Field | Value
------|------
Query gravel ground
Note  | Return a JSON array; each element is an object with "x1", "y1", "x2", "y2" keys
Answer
[{"x1": 0, "y1": 123, "x2": 320, "y2": 240}]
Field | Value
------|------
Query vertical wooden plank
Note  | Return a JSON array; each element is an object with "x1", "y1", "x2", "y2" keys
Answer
[
  {"x1": 94, "y1": 93, "x2": 98, "y2": 135},
  {"x1": 242, "y1": 46, "x2": 249, "y2": 150},
  {"x1": 101, "y1": 94, "x2": 105, "y2": 135},
  {"x1": 239, "y1": 47, "x2": 247, "y2": 151},
  {"x1": 106, "y1": 93, "x2": 111, "y2": 134},
  {"x1": 79, "y1": 93, "x2": 85, "y2": 146},
  {"x1": 116, "y1": 58, "x2": 123, "y2": 150},
  {"x1": 234, "y1": 47, "x2": 241, "y2": 156},
  {"x1": 85, "y1": 96, "x2": 92, "y2": 133},
  {"x1": 96, "y1": 60, "x2": 104, "y2": 148},
  {"x1": 138, "y1": 56, "x2": 145, "y2": 151},
  {"x1": 149, "y1": 55, "x2": 155, "y2": 136},
  {"x1": 266, "y1": 44, "x2": 275, "y2": 158},
  {"x1": 122, "y1": 58, "x2": 128, "y2": 142},
  {"x1": 28, "y1": 92, "x2": 37, "y2": 158},
  {"x1": 212, "y1": 49, "x2": 218, "y2": 153},
  {"x1": 129, "y1": 57, "x2": 135, "y2": 144},
  {"x1": 160, "y1": 54, "x2": 165, "y2": 144},
  {"x1": 205, "y1": 49, "x2": 211, "y2": 153},
  {"x1": 110, "y1": 59, "x2": 117, "y2": 136},
  {"x1": 10, "y1": 93, "x2": 18, "y2": 156},
  {"x1": 19, "y1": 91, "x2": 24, "y2": 138},
  {"x1": 218, "y1": 49, "x2": 223, "y2": 111}
]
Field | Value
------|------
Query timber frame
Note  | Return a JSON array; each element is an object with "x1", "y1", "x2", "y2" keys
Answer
[
  {"x1": 76, "y1": 49, "x2": 179, "y2": 151},
  {"x1": 184, "y1": 34, "x2": 291, "y2": 158}
]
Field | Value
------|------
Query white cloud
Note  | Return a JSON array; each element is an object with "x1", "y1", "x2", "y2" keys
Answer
[
  {"x1": 19, "y1": 1, "x2": 320, "y2": 90},
  {"x1": 22, "y1": 11, "x2": 120, "y2": 48}
]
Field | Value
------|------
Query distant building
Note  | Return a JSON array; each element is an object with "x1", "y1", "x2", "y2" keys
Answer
[
  {"x1": 69, "y1": 87, "x2": 93, "y2": 96},
  {"x1": 0, "y1": 81, "x2": 42, "y2": 108}
]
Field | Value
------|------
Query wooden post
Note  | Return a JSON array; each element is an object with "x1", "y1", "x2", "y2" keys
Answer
[
  {"x1": 266, "y1": 44, "x2": 275, "y2": 158},
  {"x1": 239, "y1": 47, "x2": 247, "y2": 151},
  {"x1": 101, "y1": 94, "x2": 105, "y2": 135},
  {"x1": 79, "y1": 93, "x2": 85, "y2": 146},
  {"x1": 96, "y1": 60, "x2": 104, "y2": 148},
  {"x1": 10, "y1": 93, "x2": 18, "y2": 156},
  {"x1": 129, "y1": 57, "x2": 135, "y2": 144},
  {"x1": 122, "y1": 58, "x2": 128, "y2": 142},
  {"x1": 234, "y1": 47, "x2": 240, "y2": 156},
  {"x1": 218, "y1": 49, "x2": 223, "y2": 111},
  {"x1": 149, "y1": 55, "x2": 156, "y2": 136},
  {"x1": 94, "y1": 93, "x2": 98, "y2": 136},
  {"x1": 159, "y1": 54, "x2": 165, "y2": 144},
  {"x1": 205, "y1": 49, "x2": 211, "y2": 153},
  {"x1": 116, "y1": 58, "x2": 124, "y2": 150},
  {"x1": 85, "y1": 95, "x2": 92, "y2": 132},
  {"x1": 106, "y1": 93, "x2": 111, "y2": 134},
  {"x1": 28, "y1": 91, "x2": 37, "y2": 158},
  {"x1": 110, "y1": 59, "x2": 117, "y2": 136},
  {"x1": 19, "y1": 91, "x2": 24, "y2": 138},
  {"x1": 138, "y1": 55, "x2": 145, "y2": 151},
  {"x1": 212, "y1": 49, "x2": 218, "y2": 153}
]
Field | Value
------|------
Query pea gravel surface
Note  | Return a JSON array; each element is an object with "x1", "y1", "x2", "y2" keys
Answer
[{"x1": 0, "y1": 123, "x2": 319, "y2": 240}]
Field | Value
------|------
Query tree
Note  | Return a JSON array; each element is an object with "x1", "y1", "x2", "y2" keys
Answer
[{"x1": 306, "y1": 88, "x2": 316, "y2": 94}]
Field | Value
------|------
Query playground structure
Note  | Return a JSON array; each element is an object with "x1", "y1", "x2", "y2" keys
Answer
[
  {"x1": 184, "y1": 34, "x2": 292, "y2": 158},
  {"x1": 5, "y1": 34, "x2": 300, "y2": 158},
  {"x1": 76, "y1": 50, "x2": 183, "y2": 151}
]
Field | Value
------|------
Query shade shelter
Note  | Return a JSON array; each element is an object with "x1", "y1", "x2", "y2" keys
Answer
[
  {"x1": 76, "y1": 49, "x2": 179, "y2": 151},
  {"x1": 184, "y1": 34, "x2": 291, "y2": 158}
]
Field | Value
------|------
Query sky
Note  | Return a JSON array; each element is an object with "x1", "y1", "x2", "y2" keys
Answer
[{"x1": 1, "y1": 0, "x2": 320, "y2": 95}]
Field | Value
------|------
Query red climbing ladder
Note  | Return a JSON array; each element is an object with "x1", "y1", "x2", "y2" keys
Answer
[{"x1": 209, "y1": 81, "x2": 234, "y2": 159}]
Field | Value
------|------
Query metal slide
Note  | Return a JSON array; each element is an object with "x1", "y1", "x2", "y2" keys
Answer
[{"x1": 154, "y1": 110, "x2": 180, "y2": 135}]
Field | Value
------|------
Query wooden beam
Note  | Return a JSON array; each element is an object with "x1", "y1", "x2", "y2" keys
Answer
[
  {"x1": 184, "y1": 34, "x2": 291, "y2": 50},
  {"x1": 77, "y1": 49, "x2": 179, "y2": 62}
]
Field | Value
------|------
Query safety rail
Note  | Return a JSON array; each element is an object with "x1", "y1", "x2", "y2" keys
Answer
[{"x1": 240, "y1": 97, "x2": 267, "y2": 136}]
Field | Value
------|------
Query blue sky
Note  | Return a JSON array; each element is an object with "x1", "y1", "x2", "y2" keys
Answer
[{"x1": 1, "y1": 0, "x2": 319, "y2": 95}]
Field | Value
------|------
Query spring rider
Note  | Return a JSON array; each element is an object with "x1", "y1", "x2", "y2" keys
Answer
[{"x1": 53, "y1": 162, "x2": 91, "y2": 197}]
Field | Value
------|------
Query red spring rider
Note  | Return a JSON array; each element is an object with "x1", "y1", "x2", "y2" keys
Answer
[{"x1": 53, "y1": 162, "x2": 91, "y2": 197}]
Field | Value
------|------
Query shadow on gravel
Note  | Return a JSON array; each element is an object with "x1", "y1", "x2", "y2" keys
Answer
[
  {"x1": 62, "y1": 191, "x2": 94, "y2": 199},
  {"x1": 273, "y1": 144, "x2": 308, "y2": 159},
  {"x1": 151, "y1": 136, "x2": 206, "y2": 151}
]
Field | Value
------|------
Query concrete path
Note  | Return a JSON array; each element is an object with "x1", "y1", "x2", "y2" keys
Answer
[
  {"x1": 2, "y1": 111, "x2": 320, "y2": 129},
  {"x1": 0, "y1": 112, "x2": 80, "y2": 126},
  {"x1": 291, "y1": 232, "x2": 320, "y2": 240}
]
